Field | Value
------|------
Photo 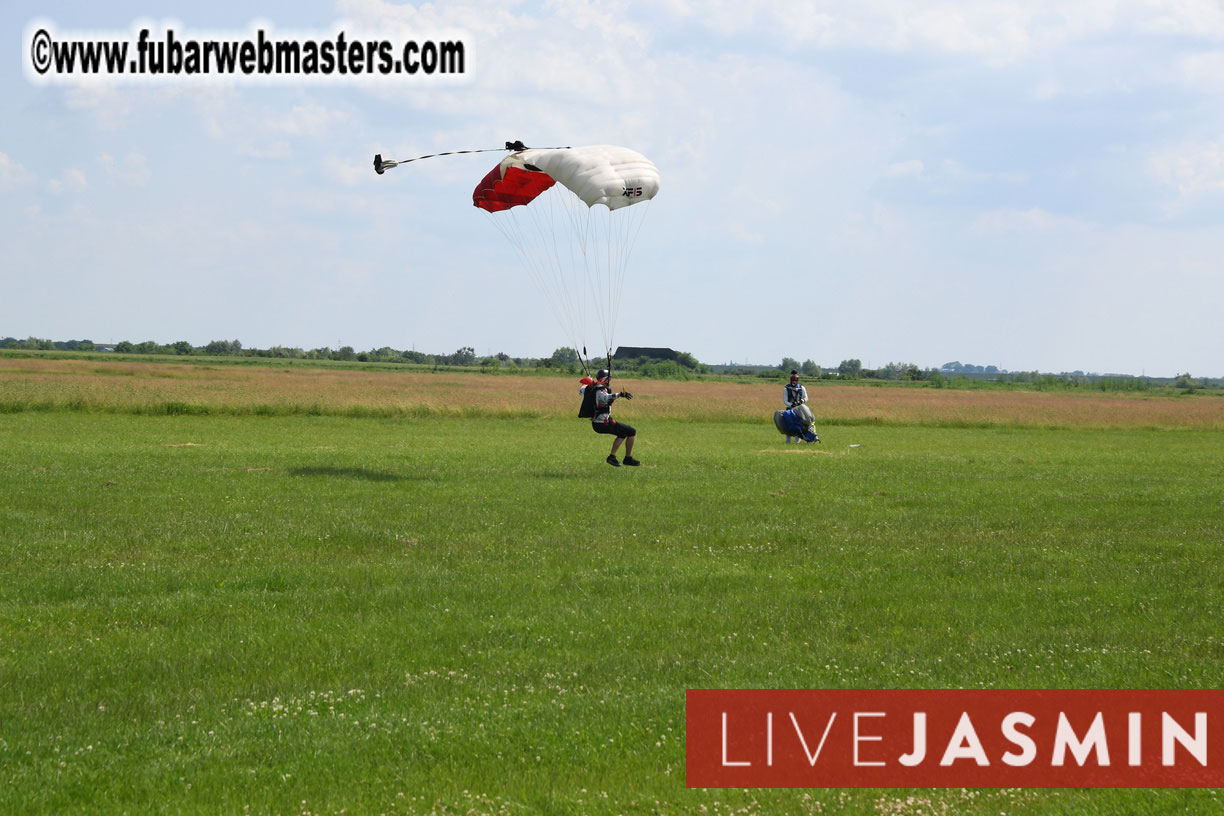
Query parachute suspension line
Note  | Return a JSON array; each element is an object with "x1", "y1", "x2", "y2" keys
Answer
[
  {"x1": 608, "y1": 200, "x2": 651, "y2": 353},
  {"x1": 582, "y1": 200, "x2": 651, "y2": 369},
  {"x1": 503, "y1": 206, "x2": 577, "y2": 358},
  {"x1": 536, "y1": 190, "x2": 588, "y2": 358},
  {"x1": 582, "y1": 200, "x2": 650, "y2": 370},
  {"x1": 606, "y1": 209, "x2": 621, "y2": 357},
  {"x1": 577, "y1": 204, "x2": 615, "y2": 360},
  {"x1": 607, "y1": 211, "x2": 624, "y2": 357},
  {"x1": 484, "y1": 196, "x2": 650, "y2": 377},
  {"x1": 556, "y1": 195, "x2": 613, "y2": 359},
  {"x1": 544, "y1": 189, "x2": 593, "y2": 360},
  {"x1": 576, "y1": 206, "x2": 607, "y2": 353},
  {"x1": 486, "y1": 208, "x2": 575, "y2": 352},
  {"x1": 596, "y1": 209, "x2": 613, "y2": 357},
  {"x1": 486, "y1": 188, "x2": 591, "y2": 364}
]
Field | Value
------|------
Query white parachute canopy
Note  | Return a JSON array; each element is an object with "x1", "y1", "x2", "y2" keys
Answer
[{"x1": 472, "y1": 145, "x2": 660, "y2": 364}]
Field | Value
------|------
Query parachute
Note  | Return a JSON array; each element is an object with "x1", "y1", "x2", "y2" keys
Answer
[
  {"x1": 773, "y1": 404, "x2": 820, "y2": 443},
  {"x1": 472, "y1": 145, "x2": 660, "y2": 368}
]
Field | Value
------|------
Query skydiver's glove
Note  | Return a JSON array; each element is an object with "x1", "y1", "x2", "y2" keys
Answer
[{"x1": 620, "y1": 390, "x2": 633, "y2": 399}]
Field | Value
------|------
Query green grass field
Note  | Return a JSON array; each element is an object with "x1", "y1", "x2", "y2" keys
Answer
[{"x1": 1, "y1": 370, "x2": 1222, "y2": 814}]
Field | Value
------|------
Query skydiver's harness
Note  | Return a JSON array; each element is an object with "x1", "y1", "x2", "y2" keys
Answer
[
  {"x1": 785, "y1": 382, "x2": 805, "y2": 407},
  {"x1": 578, "y1": 382, "x2": 620, "y2": 426},
  {"x1": 590, "y1": 386, "x2": 616, "y2": 425},
  {"x1": 576, "y1": 346, "x2": 617, "y2": 423}
]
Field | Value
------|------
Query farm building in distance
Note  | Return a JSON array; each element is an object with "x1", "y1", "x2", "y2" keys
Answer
[{"x1": 614, "y1": 346, "x2": 680, "y2": 361}]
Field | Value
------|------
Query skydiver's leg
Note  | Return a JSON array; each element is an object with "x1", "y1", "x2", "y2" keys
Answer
[
  {"x1": 624, "y1": 436, "x2": 634, "y2": 456},
  {"x1": 611, "y1": 437, "x2": 624, "y2": 456}
]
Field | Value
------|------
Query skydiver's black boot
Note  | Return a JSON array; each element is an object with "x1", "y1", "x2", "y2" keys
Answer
[
  {"x1": 606, "y1": 455, "x2": 620, "y2": 467},
  {"x1": 623, "y1": 456, "x2": 641, "y2": 466}
]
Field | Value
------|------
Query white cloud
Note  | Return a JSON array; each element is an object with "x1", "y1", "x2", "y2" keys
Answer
[
  {"x1": 1140, "y1": 0, "x2": 1224, "y2": 39},
  {"x1": 323, "y1": 155, "x2": 371, "y2": 187},
  {"x1": 941, "y1": 159, "x2": 1028, "y2": 184},
  {"x1": 189, "y1": 90, "x2": 351, "y2": 163},
  {"x1": 900, "y1": 4, "x2": 1031, "y2": 59},
  {"x1": 0, "y1": 152, "x2": 35, "y2": 189},
  {"x1": 236, "y1": 141, "x2": 294, "y2": 160},
  {"x1": 776, "y1": 6, "x2": 837, "y2": 47},
  {"x1": 264, "y1": 101, "x2": 351, "y2": 137},
  {"x1": 647, "y1": 2, "x2": 1050, "y2": 58},
  {"x1": 62, "y1": 84, "x2": 132, "y2": 129},
  {"x1": 336, "y1": 0, "x2": 652, "y2": 110},
  {"x1": 1150, "y1": 137, "x2": 1224, "y2": 199},
  {"x1": 727, "y1": 220, "x2": 764, "y2": 244},
  {"x1": 624, "y1": 1, "x2": 1223, "y2": 68},
  {"x1": 886, "y1": 159, "x2": 924, "y2": 178},
  {"x1": 59, "y1": 85, "x2": 188, "y2": 131},
  {"x1": 47, "y1": 168, "x2": 88, "y2": 195},
  {"x1": 1174, "y1": 50, "x2": 1224, "y2": 92},
  {"x1": 98, "y1": 152, "x2": 151, "y2": 186},
  {"x1": 969, "y1": 207, "x2": 1088, "y2": 234}
]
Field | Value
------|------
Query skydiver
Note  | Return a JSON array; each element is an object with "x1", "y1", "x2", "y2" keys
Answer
[
  {"x1": 588, "y1": 369, "x2": 640, "y2": 466},
  {"x1": 784, "y1": 370, "x2": 808, "y2": 443}
]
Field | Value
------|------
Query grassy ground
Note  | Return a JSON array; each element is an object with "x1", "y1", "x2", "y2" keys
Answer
[
  {"x1": 0, "y1": 364, "x2": 1221, "y2": 814},
  {"x1": 3, "y1": 355, "x2": 1223, "y2": 428}
]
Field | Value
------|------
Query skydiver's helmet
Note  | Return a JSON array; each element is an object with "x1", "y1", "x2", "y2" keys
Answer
[{"x1": 596, "y1": 369, "x2": 610, "y2": 386}]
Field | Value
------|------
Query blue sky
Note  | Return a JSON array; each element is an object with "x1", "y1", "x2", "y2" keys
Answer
[{"x1": 4, "y1": 1, "x2": 1223, "y2": 376}]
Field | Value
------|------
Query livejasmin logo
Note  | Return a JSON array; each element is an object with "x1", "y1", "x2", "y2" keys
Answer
[{"x1": 686, "y1": 689, "x2": 1223, "y2": 788}]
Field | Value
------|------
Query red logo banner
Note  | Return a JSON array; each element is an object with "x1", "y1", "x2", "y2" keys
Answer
[{"x1": 686, "y1": 689, "x2": 1222, "y2": 788}]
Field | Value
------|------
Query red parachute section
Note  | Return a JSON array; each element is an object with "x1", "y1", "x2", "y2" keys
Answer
[{"x1": 472, "y1": 164, "x2": 556, "y2": 213}]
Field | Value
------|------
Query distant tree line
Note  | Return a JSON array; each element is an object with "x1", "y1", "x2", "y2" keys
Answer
[
  {"x1": 546, "y1": 347, "x2": 708, "y2": 379},
  {"x1": 762, "y1": 355, "x2": 1218, "y2": 390},
  {"x1": 1, "y1": 337, "x2": 98, "y2": 351},
  {"x1": 0, "y1": 336, "x2": 706, "y2": 377},
  {"x1": 755, "y1": 355, "x2": 1222, "y2": 390},
  {"x1": 2, "y1": 336, "x2": 1217, "y2": 389}
]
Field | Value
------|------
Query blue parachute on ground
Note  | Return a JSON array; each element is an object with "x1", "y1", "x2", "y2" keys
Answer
[{"x1": 773, "y1": 404, "x2": 820, "y2": 443}]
